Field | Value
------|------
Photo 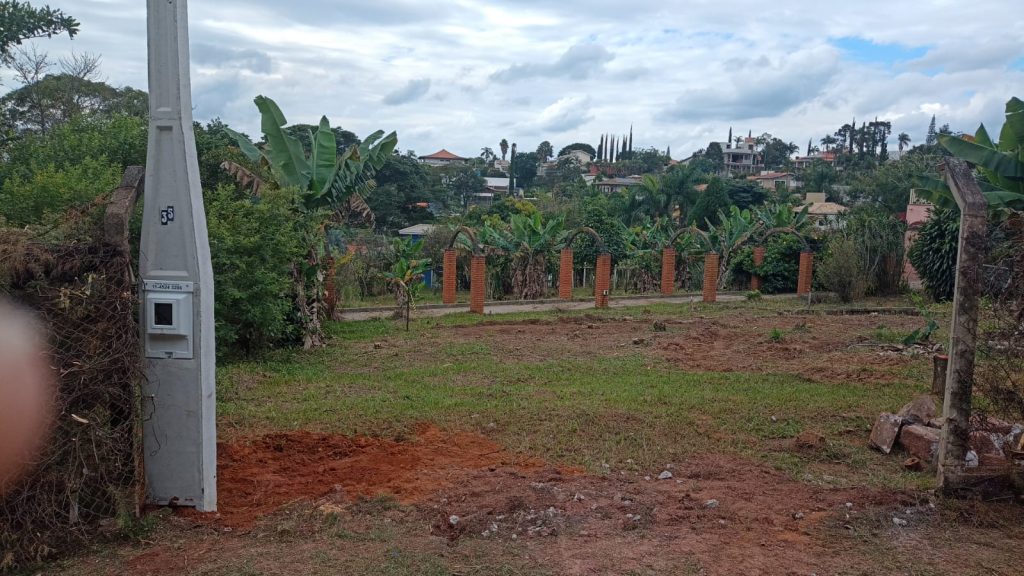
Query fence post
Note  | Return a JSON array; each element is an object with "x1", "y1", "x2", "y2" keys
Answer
[
  {"x1": 797, "y1": 251, "x2": 814, "y2": 295},
  {"x1": 442, "y1": 249, "x2": 457, "y2": 305},
  {"x1": 751, "y1": 246, "x2": 765, "y2": 292},
  {"x1": 661, "y1": 248, "x2": 677, "y2": 295},
  {"x1": 559, "y1": 248, "x2": 573, "y2": 300},
  {"x1": 595, "y1": 253, "x2": 611, "y2": 308},
  {"x1": 703, "y1": 252, "x2": 719, "y2": 303},
  {"x1": 469, "y1": 255, "x2": 485, "y2": 314},
  {"x1": 937, "y1": 159, "x2": 988, "y2": 493}
]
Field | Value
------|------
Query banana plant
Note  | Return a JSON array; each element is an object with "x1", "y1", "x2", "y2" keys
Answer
[
  {"x1": 692, "y1": 206, "x2": 759, "y2": 288},
  {"x1": 478, "y1": 213, "x2": 565, "y2": 300},
  {"x1": 384, "y1": 238, "x2": 430, "y2": 329},
  {"x1": 917, "y1": 97, "x2": 1024, "y2": 212},
  {"x1": 224, "y1": 95, "x2": 398, "y2": 212}
]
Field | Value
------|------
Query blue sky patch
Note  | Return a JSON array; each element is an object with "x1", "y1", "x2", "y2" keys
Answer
[{"x1": 832, "y1": 37, "x2": 929, "y2": 65}]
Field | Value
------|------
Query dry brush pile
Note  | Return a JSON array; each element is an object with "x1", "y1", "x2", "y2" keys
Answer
[{"x1": 0, "y1": 229, "x2": 142, "y2": 569}]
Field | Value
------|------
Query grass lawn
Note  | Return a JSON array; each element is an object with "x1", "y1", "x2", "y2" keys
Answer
[{"x1": 51, "y1": 298, "x2": 1024, "y2": 576}]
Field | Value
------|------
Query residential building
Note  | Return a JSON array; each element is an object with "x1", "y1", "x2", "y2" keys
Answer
[
  {"x1": 901, "y1": 189, "x2": 933, "y2": 288},
  {"x1": 796, "y1": 192, "x2": 847, "y2": 230},
  {"x1": 558, "y1": 149, "x2": 593, "y2": 167},
  {"x1": 595, "y1": 176, "x2": 641, "y2": 194},
  {"x1": 484, "y1": 177, "x2": 510, "y2": 194},
  {"x1": 792, "y1": 151, "x2": 838, "y2": 171},
  {"x1": 748, "y1": 171, "x2": 799, "y2": 191},
  {"x1": 418, "y1": 149, "x2": 468, "y2": 166},
  {"x1": 721, "y1": 137, "x2": 763, "y2": 176}
]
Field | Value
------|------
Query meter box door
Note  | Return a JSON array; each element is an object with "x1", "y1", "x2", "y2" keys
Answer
[{"x1": 143, "y1": 280, "x2": 195, "y2": 359}]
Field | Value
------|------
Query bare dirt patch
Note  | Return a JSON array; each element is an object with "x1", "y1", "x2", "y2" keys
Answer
[{"x1": 195, "y1": 424, "x2": 547, "y2": 528}]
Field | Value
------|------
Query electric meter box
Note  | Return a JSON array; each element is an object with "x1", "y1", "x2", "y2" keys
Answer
[{"x1": 143, "y1": 279, "x2": 194, "y2": 359}]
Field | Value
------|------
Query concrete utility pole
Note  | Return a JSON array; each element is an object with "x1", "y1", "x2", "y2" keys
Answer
[
  {"x1": 936, "y1": 158, "x2": 987, "y2": 494},
  {"x1": 140, "y1": 0, "x2": 217, "y2": 511}
]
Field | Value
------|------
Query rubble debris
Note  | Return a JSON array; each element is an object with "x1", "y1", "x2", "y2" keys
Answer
[{"x1": 869, "y1": 413, "x2": 903, "y2": 454}]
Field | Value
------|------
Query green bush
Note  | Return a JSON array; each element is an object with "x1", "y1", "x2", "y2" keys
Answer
[
  {"x1": 206, "y1": 185, "x2": 310, "y2": 356},
  {"x1": 731, "y1": 234, "x2": 803, "y2": 294},
  {"x1": 0, "y1": 157, "x2": 122, "y2": 226},
  {"x1": 908, "y1": 207, "x2": 959, "y2": 301},
  {"x1": 817, "y1": 235, "x2": 868, "y2": 303},
  {"x1": 841, "y1": 206, "x2": 906, "y2": 296}
]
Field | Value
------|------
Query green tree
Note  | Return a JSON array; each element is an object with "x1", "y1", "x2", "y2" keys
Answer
[
  {"x1": 0, "y1": 1, "x2": 78, "y2": 60},
  {"x1": 512, "y1": 150, "x2": 539, "y2": 190},
  {"x1": 724, "y1": 179, "x2": 768, "y2": 210},
  {"x1": 368, "y1": 154, "x2": 442, "y2": 233},
  {"x1": 499, "y1": 138, "x2": 509, "y2": 161},
  {"x1": 926, "y1": 115, "x2": 938, "y2": 146},
  {"x1": 908, "y1": 207, "x2": 959, "y2": 301},
  {"x1": 898, "y1": 132, "x2": 911, "y2": 152},
  {"x1": 703, "y1": 142, "x2": 725, "y2": 174},
  {"x1": 690, "y1": 177, "x2": 732, "y2": 227},
  {"x1": 557, "y1": 142, "x2": 595, "y2": 158},
  {"x1": 536, "y1": 140, "x2": 553, "y2": 162},
  {"x1": 761, "y1": 137, "x2": 798, "y2": 170},
  {"x1": 801, "y1": 160, "x2": 837, "y2": 196}
]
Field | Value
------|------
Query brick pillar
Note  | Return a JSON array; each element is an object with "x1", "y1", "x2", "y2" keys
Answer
[
  {"x1": 661, "y1": 248, "x2": 677, "y2": 296},
  {"x1": 442, "y1": 249, "x2": 457, "y2": 305},
  {"x1": 559, "y1": 248, "x2": 573, "y2": 300},
  {"x1": 751, "y1": 246, "x2": 765, "y2": 292},
  {"x1": 469, "y1": 255, "x2": 485, "y2": 314},
  {"x1": 703, "y1": 252, "x2": 719, "y2": 303},
  {"x1": 594, "y1": 253, "x2": 611, "y2": 308},
  {"x1": 797, "y1": 251, "x2": 813, "y2": 296}
]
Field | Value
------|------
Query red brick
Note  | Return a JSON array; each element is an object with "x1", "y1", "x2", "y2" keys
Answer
[
  {"x1": 595, "y1": 253, "x2": 611, "y2": 308},
  {"x1": 797, "y1": 251, "x2": 814, "y2": 295},
  {"x1": 661, "y1": 248, "x2": 676, "y2": 296},
  {"x1": 442, "y1": 249, "x2": 457, "y2": 305},
  {"x1": 559, "y1": 248, "x2": 573, "y2": 300},
  {"x1": 469, "y1": 255, "x2": 485, "y2": 314},
  {"x1": 751, "y1": 246, "x2": 765, "y2": 292},
  {"x1": 703, "y1": 252, "x2": 719, "y2": 303}
]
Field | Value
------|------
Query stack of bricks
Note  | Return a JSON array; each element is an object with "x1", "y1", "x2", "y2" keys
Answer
[
  {"x1": 661, "y1": 248, "x2": 676, "y2": 296},
  {"x1": 703, "y1": 252, "x2": 719, "y2": 303},
  {"x1": 442, "y1": 249, "x2": 457, "y2": 305},
  {"x1": 797, "y1": 251, "x2": 813, "y2": 296},
  {"x1": 595, "y1": 253, "x2": 611, "y2": 308},
  {"x1": 469, "y1": 255, "x2": 485, "y2": 314},
  {"x1": 559, "y1": 248, "x2": 573, "y2": 300},
  {"x1": 751, "y1": 246, "x2": 765, "y2": 292}
]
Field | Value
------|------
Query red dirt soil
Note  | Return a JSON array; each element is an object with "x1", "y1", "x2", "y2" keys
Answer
[{"x1": 203, "y1": 424, "x2": 547, "y2": 528}]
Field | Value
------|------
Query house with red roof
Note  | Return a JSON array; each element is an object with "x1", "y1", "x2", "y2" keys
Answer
[{"x1": 418, "y1": 149, "x2": 468, "y2": 166}]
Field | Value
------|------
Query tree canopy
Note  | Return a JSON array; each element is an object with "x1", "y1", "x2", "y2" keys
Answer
[{"x1": 0, "y1": 1, "x2": 78, "y2": 59}]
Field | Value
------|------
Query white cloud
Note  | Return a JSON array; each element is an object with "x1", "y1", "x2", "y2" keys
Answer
[{"x1": 12, "y1": 0, "x2": 1024, "y2": 158}]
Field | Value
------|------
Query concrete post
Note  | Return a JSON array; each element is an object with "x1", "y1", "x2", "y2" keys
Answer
[
  {"x1": 442, "y1": 249, "x2": 457, "y2": 305},
  {"x1": 703, "y1": 252, "x2": 719, "y2": 303},
  {"x1": 937, "y1": 159, "x2": 988, "y2": 493},
  {"x1": 140, "y1": 0, "x2": 216, "y2": 511},
  {"x1": 797, "y1": 251, "x2": 813, "y2": 295},
  {"x1": 595, "y1": 253, "x2": 611, "y2": 308},
  {"x1": 751, "y1": 246, "x2": 765, "y2": 291},
  {"x1": 661, "y1": 248, "x2": 676, "y2": 295},
  {"x1": 469, "y1": 255, "x2": 485, "y2": 314},
  {"x1": 559, "y1": 248, "x2": 573, "y2": 300}
]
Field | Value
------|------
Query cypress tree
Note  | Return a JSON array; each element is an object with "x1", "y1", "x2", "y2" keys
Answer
[
  {"x1": 926, "y1": 115, "x2": 938, "y2": 146},
  {"x1": 628, "y1": 125, "x2": 633, "y2": 152},
  {"x1": 597, "y1": 135, "x2": 604, "y2": 163}
]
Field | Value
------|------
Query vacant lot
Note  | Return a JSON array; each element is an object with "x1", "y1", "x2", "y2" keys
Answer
[{"x1": 54, "y1": 299, "x2": 1023, "y2": 575}]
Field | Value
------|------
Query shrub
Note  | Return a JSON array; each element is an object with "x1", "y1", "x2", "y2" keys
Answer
[
  {"x1": 206, "y1": 186, "x2": 310, "y2": 356},
  {"x1": 842, "y1": 206, "x2": 906, "y2": 296},
  {"x1": 0, "y1": 157, "x2": 122, "y2": 226},
  {"x1": 730, "y1": 234, "x2": 804, "y2": 294},
  {"x1": 817, "y1": 236, "x2": 868, "y2": 303},
  {"x1": 908, "y1": 207, "x2": 959, "y2": 301}
]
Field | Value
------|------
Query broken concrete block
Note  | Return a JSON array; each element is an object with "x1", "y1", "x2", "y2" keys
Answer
[
  {"x1": 898, "y1": 395, "x2": 938, "y2": 425},
  {"x1": 870, "y1": 413, "x2": 903, "y2": 454},
  {"x1": 899, "y1": 424, "x2": 941, "y2": 466}
]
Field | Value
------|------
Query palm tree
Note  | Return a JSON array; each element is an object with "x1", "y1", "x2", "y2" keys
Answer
[
  {"x1": 499, "y1": 138, "x2": 509, "y2": 161},
  {"x1": 820, "y1": 135, "x2": 838, "y2": 152},
  {"x1": 480, "y1": 147, "x2": 496, "y2": 163},
  {"x1": 898, "y1": 132, "x2": 911, "y2": 152}
]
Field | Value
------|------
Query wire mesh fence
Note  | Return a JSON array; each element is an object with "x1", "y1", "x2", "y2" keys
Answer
[{"x1": 0, "y1": 230, "x2": 142, "y2": 569}]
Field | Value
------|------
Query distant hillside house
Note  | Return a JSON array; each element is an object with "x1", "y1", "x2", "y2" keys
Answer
[
  {"x1": 748, "y1": 171, "x2": 798, "y2": 191},
  {"x1": 797, "y1": 192, "x2": 847, "y2": 230},
  {"x1": 558, "y1": 149, "x2": 593, "y2": 167},
  {"x1": 595, "y1": 176, "x2": 641, "y2": 194},
  {"x1": 484, "y1": 177, "x2": 510, "y2": 194},
  {"x1": 418, "y1": 149, "x2": 468, "y2": 166},
  {"x1": 721, "y1": 137, "x2": 763, "y2": 176},
  {"x1": 901, "y1": 189, "x2": 933, "y2": 288},
  {"x1": 792, "y1": 151, "x2": 838, "y2": 171}
]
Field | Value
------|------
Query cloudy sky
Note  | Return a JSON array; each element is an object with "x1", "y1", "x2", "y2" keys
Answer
[{"x1": 8, "y1": 0, "x2": 1024, "y2": 158}]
